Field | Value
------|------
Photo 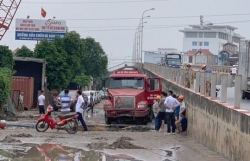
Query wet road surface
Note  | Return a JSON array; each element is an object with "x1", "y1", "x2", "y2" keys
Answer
[{"x1": 0, "y1": 100, "x2": 229, "y2": 161}]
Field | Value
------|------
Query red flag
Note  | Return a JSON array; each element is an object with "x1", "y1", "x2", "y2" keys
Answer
[{"x1": 41, "y1": 7, "x2": 47, "y2": 18}]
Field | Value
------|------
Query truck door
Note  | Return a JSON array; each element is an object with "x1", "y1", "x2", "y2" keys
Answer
[{"x1": 147, "y1": 78, "x2": 162, "y2": 104}]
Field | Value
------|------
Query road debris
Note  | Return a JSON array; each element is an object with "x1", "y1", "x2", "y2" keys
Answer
[
  {"x1": 10, "y1": 133, "x2": 33, "y2": 137},
  {"x1": 1, "y1": 136, "x2": 21, "y2": 143},
  {"x1": 87, "y1": 136, "x2": 144, "y2": 150}
]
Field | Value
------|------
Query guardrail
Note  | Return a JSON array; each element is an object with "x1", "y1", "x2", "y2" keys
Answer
[{"x1": 141, "y1": 63, "x2": 242, "y2": 108}]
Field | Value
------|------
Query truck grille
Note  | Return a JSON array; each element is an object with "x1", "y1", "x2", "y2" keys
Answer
[{"x1": 114, "y1": 96, "x2": 135, "y2": 109}]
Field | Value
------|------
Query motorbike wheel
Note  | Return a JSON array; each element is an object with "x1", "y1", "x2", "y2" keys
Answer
[
  {"x1": 36, "y1": 121, "x2": 49, "y2": 132},
  {"x1": 66, "y1": 119, "x2": 78, "y2": 134}
]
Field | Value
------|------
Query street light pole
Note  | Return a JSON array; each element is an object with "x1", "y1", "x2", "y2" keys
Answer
[{"x1": 140, "y1": 8, "x2": 155, "y2": 64}]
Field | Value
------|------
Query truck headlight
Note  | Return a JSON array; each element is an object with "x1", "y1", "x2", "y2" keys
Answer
[
  {"x1": 138, "y1": 104, "x2": 147, "y2": 108},
  {"x1": 104, "y1": 105, "x2": 112, "y2": 108}
]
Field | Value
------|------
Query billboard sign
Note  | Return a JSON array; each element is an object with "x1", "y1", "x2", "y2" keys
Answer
[{"x1": 15, "y1": 19, "x2": 67, "y2": 41}]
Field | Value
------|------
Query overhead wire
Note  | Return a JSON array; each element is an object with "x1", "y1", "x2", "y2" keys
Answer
[
  {"x1": 53, "y1": 13, "x2": 250, "y2": 21},
  {"x1": 22, "y1": 0, "x2": 173, "y2": 4},
  {"x1": 9, "y1": 19, "x2": 250, "y2": 33}
]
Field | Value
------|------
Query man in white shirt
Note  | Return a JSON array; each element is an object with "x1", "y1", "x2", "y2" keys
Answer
[
  {"x1": 231, "y1": 67, "x2": 237, "y2": 75},
  {"x1": 76, "y1": 90, "x2": 88, "y2": 131},
  {"x1": 164, "y1": 90, "x2": 180, "y2": 134},
  {"x1": 38, "y1": 90, "x2": 45, "y2": 117}
]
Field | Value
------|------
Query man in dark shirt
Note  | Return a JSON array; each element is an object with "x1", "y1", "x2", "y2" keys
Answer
[{"x1": 175, "y1": 113, "x2": 187, "y2": 133}]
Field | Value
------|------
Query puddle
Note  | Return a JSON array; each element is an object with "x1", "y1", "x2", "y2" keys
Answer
[{"x1": 0, "y1": 143, "x2": 142, "y2": 161}]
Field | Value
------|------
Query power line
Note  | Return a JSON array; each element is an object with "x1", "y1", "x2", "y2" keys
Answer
[
  {"x1": 7, "y1": 20, "x2": 250, "y2": 33},
  {"x1": 54, "y1": 13, "x2": 250, "y2": 21},
  {"x1": 22, "y1": 0, "x2": 171, "y2": 4}
]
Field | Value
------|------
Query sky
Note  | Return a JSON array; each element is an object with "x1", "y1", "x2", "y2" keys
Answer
[{"x1": 1, "y1": 0, "x2": 250, "y2": 68}]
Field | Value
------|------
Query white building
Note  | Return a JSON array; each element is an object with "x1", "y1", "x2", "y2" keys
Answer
[
  {"x1": 179, "y1": 25, "x2": 244, "y2": 55},
  {"x1": 143, "y1": 48, "x2": 182, "y2": 64}
]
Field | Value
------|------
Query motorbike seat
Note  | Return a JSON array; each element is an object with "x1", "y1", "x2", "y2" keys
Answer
[{"x1": 58, "y1": 113, "x2": 76, "y2": 119}]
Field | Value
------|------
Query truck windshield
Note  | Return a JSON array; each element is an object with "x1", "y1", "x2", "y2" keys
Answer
[
  {"x1": 109, "y1": 78, "x2": 144, "y2": 89},
  {"x1": 167, "y1": 59, "x2": 181, "y2": 65}
]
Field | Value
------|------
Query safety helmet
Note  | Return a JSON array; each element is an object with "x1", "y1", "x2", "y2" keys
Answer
[
  {"x1": 201, "y1": 64, "x2": 206, "y2": 70},
  {"x1": 156, "y1": 95, "x2": 161, "y2": 100},
  {"x1": 46, "y1": 105, "x2": 53, "y2": 112},
  {"x1": 178, "y1": 95, "x2": 184, "y2": 100}
]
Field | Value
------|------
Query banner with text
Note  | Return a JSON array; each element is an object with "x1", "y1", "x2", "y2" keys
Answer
[{"x1": 15, "y1": 19, "x2": 67, "y2": 41}]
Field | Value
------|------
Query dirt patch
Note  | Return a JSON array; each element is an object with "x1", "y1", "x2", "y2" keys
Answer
[
  {"x1": 10, "y1": 133, "x2": 33, "y2": 138},
  {"x1": 122, "y1": 125, "x2": 152, "y2": 132},
  {"x1": 165, "y1": 150, "x2": 173, "y2": 157},
  {"x1": 79, "y1": 124, "x2": 152, "y2": 132},
  {"x1": 93, "y1": 137, "x2": 108, "y2": 141},
  {"x1": 1, "y1": 136, "x2": 21, "y2": 143},
  {"x1": 87, "y1": 136, "x2": 143, "y2": 150}
]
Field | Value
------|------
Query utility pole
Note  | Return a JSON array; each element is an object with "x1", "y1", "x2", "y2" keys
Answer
[{"x1": 140, "y1": 8, "x2": 155, "y2": 64}]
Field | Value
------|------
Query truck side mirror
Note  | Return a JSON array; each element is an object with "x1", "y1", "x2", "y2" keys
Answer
[{"x1": 150, "y1": 79, "x2": 155, "y2": 90}]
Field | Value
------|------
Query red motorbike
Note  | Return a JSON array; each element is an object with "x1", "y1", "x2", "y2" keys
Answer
[{"x1": 35, "y1": 105, "x2": 79, "y2": 134}]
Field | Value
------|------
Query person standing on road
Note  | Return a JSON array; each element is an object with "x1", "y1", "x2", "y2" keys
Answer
[
  {"x1": 76, "y1": 90, "x2": 88, "y2": 131},
  {"x1": 153, "y1": 95, "x2": 161, "y2": 131},
  {"x1": 178, "y1": 95, "x2": 186, "y2": 120},
  {"x1": 87, "y1": 92, "x2": 94, "y2": 114},
  {"x1": 19, "y1": 92, "x2": 24, "y2": 111},
  {"x1": 158, "y1": 91, "x2": 167, "y2": 132},
  {"x1": 60, "y1": 89, "x2": 73, "y2": 114},
  {"x1": 82, "y1": 94, "x2": 88, "y2": 118},
  {"x1": 230, "y1": 66, "x2": 237, "y2": 75},
  {"x1": 164, "y1": 90, "x2": 180, "y2": 134},
  {"x1": 38, "y1": 90, "x2": 45, "y2": 117}
]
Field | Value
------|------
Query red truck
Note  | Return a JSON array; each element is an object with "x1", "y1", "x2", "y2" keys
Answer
[{"x1": 103, "y1": 67, "x2": 162, "y2": 124}]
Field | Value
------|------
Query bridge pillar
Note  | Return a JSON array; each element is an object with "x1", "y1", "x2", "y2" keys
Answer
[
  {"x1": 195, "y1": 72, "x2": 200, "y2": 93},
  {"x1": 220, "y1": 74, "x2": 228, "y2": 103},
  {"x1": 234, "y1": 75, "x2": 242, "y2": 108},
  {"x1": 200, "y1": 72, "x2": 205, "y2": 95},
  {"x1": 211, "y1": 73, "x2": 217, "y2": 99}
]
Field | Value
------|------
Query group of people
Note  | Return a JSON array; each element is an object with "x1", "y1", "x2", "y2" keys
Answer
[
  {"x1": 153, "y1": 90, "x2": 187, "y2": 134},
  {"x1": 37, "y1": 90, "x2": 95, "y2": 132}
]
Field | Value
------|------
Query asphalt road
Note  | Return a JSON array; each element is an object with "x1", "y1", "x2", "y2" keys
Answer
[{"x1": 216, "y1": 85, "x2": 250, "y2": 111}]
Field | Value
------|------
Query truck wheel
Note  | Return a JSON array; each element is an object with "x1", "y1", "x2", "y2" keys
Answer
[
  {"x1": 246, "y1": 92, "x2": 250, "y2": 100},
  {"x1": 242, "y1": 91, "x2": 246, "y2": 99},
  {"x1": 148, "y1": 109, "x2": 153, "y2": 122},
  {"x1": 105, "y1": 113, "x2": 111, "y2": 124}
]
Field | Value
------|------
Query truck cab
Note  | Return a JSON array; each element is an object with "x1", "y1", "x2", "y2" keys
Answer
[{"x1": 103, "y1": 67, "x2": 162, "y2": 124}]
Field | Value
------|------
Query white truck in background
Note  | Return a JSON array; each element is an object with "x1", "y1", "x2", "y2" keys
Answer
[{"x1": 239, "y1": 40, "x2": 250, "y2": 99}]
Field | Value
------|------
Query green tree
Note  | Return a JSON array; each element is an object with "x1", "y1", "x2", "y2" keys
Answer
[
  {"x1": 81, "y1": 37, "x2": 108, "y2": 78},
  {"x1": 62, "y1": 31, "x2": 86, "y2": 75},
  {"x1": 14, "y1": 45, "x2": 34, "y2": 57},
  {"x1": 0, "y1": 68, "x2": 12, "y2": 110},
  {"x1": 34, "y1": 39, "x2": 72, "y2": 90},
  {"x1": 0, "y1": 45, "x2": 14, "y2": 70},
  {"x1": 73, "y1": 73, "x2": 91, "y2": 89}
]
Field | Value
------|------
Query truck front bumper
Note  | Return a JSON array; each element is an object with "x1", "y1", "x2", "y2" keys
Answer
[{"x1": 106, "y1": 109, "x2": 149, "y2": 118}]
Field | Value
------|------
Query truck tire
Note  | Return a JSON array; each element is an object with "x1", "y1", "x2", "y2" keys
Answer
[
  {"x1": 148, "y1": 108, "x2": 153, "y2": 122},
  {"x1": 105, "y1": 113, "x2": 111, "y2": 124},
  {"x1": 242, "y1": 91, "x2": 246, "y2": 99}
]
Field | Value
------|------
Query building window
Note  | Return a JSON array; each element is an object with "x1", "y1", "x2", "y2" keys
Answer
[
  {"x1": 186, "y1": 32, "x2": 198, "y2": 38},
  {"x1": 199, "y1": 42, "x2": 203, "y2": 46},
  {"x1": 192, "y1": 42, "x2": 197, "y2": 46},
  {"x1": 204, "y1": 32, "x2": 216, "y2": 38},
  {"x1": 204, "y1": 42, "x2": 209, "y2": 46},
  {"x1": 189, "y1": 56, "x2": 193, "y2": 63},
  {"x1": 192, "y1": 49, "x2": 197, "y2": 51}
]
